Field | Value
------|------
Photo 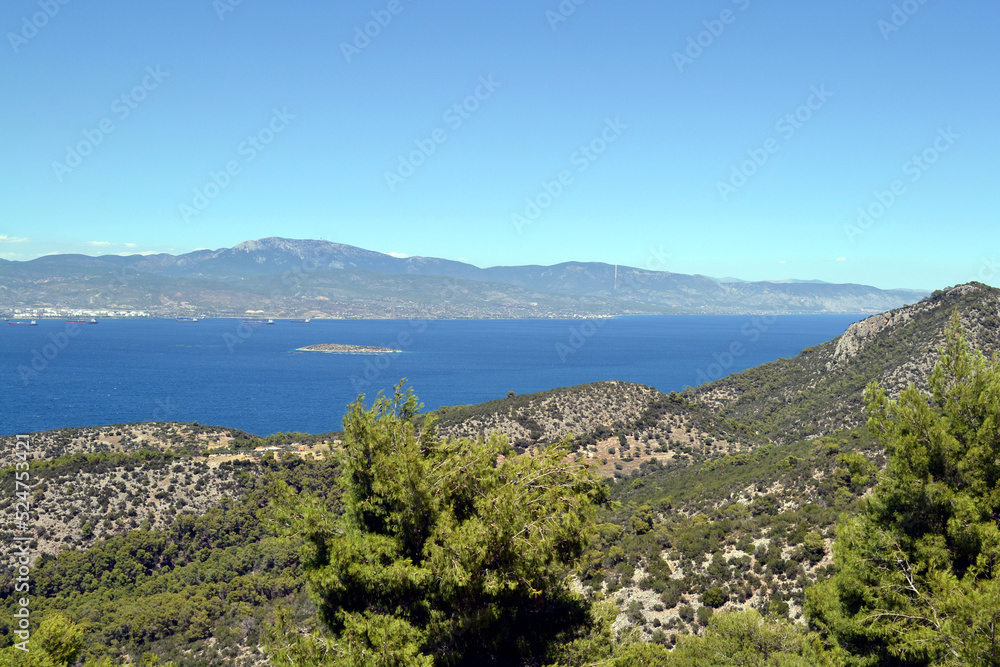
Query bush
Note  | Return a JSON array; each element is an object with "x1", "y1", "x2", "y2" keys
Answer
[
  {"x1": 750, "y1": 494, "x2": 779, "y2": 516},
  {"x1": 798, "y1": 531, "x2": 826, "y2": 564},
  {"x1": 701, "y1": 587, "x2": 727, "y2": 608},
  {"x1": 627, "y1": 600, "x2": 645, "y2": 625},
  {"x1": 678, "y1": 605, "x2": 694, "y2": 623},
  {"x1": 661, "y1": 583, "x2": 682, "y2": 608}
]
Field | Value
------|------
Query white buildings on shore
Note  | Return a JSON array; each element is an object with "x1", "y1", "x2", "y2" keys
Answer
[{"x1": 7, "y1": 308, "x2": 151, "y2": 318}]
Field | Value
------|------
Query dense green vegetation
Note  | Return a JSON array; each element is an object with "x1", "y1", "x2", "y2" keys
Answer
[
  {"x1": 269, "y1": 384, "x2": 609, "y2": 665},
  {"x1": 6, "y1": 409, "x2": 875, "y2": 664},
  {"x1": 810, "y1": 314, "x2": 1000, "y2": 664},
  {"x1": 262, "y1": 384, "x2": 876, "y2": 665}
]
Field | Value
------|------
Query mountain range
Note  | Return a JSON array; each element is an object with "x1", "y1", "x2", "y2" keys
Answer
[{"x1": 0, "y1": 237, "x2": 927, "y2": 317}]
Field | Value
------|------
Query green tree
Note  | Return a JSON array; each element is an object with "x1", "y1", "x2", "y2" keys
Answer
[
  {"x1": 630, "y1": 504, "x2": 655, "y2": 535},
  {"x1": 808, "y1": 313, "x2": 1000, "y2": 665},
  {"x1": 0, "y1": 614, "x2": 83, "y2": 667},
  {"x1": 664, "y1": 610, "x2": 841, "y2": 666},
  {"x1": 269, "y1": 383, "x2": 608, "y2": 666},
  {"x1": 702, "y1": 586, "x2": 727, "y2": 608}
]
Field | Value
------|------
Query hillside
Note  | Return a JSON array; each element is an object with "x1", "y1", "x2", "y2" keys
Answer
[
  {"x1": 0, "y1": 237, "x2": 926, "y2": 318},
  {"x1": 0, "y1": 424, "x2": 340, "y2": 666},
  {"x1": 0, "y1": 423, "x2": 342, "y2": 562},
  {"x1": 590, "y1": 426, "x2": 885, "y2": 642},
  {"x1": 431, "y1": 381, "x2": 757, "y2": 478},
  {"x1": 0, "y1": 422, "x2": 880, "y2": 663},
  {"x1": 689, "y1": 282, "x2": 1000, "y2": 443},
  {"x1": 429, "y1": 284, "x2": 1000, "y2": 456}
]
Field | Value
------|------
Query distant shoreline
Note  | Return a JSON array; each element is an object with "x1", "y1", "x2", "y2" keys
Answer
[{"x1": 296, "y1": 343, "x2": 402, "y2": 354}]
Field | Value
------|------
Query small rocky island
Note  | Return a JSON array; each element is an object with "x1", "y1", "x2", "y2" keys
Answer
[{"x1": 296, "y1": 343, "x2": 402, "y2": 354}]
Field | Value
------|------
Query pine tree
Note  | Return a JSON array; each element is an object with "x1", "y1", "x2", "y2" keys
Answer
[
  {"x1": 808, "y1": 313, "x2": 1000, "y2": 665},
  {"x1": 269, "y1": 382, "x2": 608, "y2": 666}
]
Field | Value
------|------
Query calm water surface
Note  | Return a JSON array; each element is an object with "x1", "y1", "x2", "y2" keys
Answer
[{"x1": 1, "y1": 315, "x2": 861, "y2": 436}]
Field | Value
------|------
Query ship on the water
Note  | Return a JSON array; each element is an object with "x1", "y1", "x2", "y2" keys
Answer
[
  {"x1": 175, "y1": 317, "x2": 199, "y2": 323},
  {"x1": 242, "y1": 319, "x2": 274, "y2": 325},
  {"x1": 7, "y1": 320, "x2": 37, "y2": 326},
  {"x1": 66, "y1": 318, "x2": 98, "y2": 324},
  {"x1": 290, "y1": 318, "x2": 311, "y2": 323}
]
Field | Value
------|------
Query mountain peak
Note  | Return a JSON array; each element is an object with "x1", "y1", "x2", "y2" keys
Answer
[
  {"x1": 944, "y1": 281, "x2": 991, "y2": 298},
  {"x1": 231, "y1": 237, "x2": 352, "y2": 256}
]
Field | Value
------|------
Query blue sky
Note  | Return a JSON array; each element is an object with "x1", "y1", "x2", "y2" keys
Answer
[{"x1": 2, "y1": 0, "x2": 997, "y2": 290}]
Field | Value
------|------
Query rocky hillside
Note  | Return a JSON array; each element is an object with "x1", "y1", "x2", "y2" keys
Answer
[
  {"x1": 575, "y1": 284, "x2": 1000, "y2": 642},
  {"x1": 0, "y1": 422, "x2": 328, "y2": 564},
  {"x1": 689, "y1": 282, "x2": 1000, "y2": 443},
  {"x1": 0, "y1": 422, "x2": 250, "y2": 465},
  {"x1": 591, "y1": 425, "x2": 885, "y2": 645},
  {"x1": 432, "y1": 381, "x2": 758, "y2": 478}
]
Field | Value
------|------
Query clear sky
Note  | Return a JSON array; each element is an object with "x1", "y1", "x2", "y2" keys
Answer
[{"x1": 2, "y1": 0, "x2": 997, "y2": 290}]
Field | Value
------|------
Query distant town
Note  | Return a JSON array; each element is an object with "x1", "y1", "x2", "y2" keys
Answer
[
  {"x1": 4, "y1": 308, "x2": 152, "y2": 319},
  {"x1": 1, "y1": 306, "x2": 612, "y2": 321}
]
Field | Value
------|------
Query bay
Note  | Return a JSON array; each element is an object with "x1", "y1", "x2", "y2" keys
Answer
[{"x1": 1, "y1": 315, "x2": 861, "y2": 437}]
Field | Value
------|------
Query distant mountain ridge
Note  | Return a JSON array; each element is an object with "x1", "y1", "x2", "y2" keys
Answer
[{"x1": 0, "y1": 236, "x2": 928, "y2": 317}]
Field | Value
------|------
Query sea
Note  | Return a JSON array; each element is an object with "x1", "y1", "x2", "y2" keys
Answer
[{"x1": 1, "y1": 315, "x2": 862, "y2": 437}]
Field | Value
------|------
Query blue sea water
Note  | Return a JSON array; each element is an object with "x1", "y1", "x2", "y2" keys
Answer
[{"x1": 1, "y1": 315, "x2": 861, "y2": 437}]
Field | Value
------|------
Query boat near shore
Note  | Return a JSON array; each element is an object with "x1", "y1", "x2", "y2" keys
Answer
[
  {"x1": 7, "y1": 320, "x2": 37, "y2": 326},
  {"x1": 66, "y1": 318, "x2": 98, "y2": 324},
  {"x1": 242, "y1": 319, "x2": 274, "y2": 325}
]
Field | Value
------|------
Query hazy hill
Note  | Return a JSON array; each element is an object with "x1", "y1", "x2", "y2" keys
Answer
[{"x1": 0, "y1": 237, "x2": 926, "y2": 317}]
